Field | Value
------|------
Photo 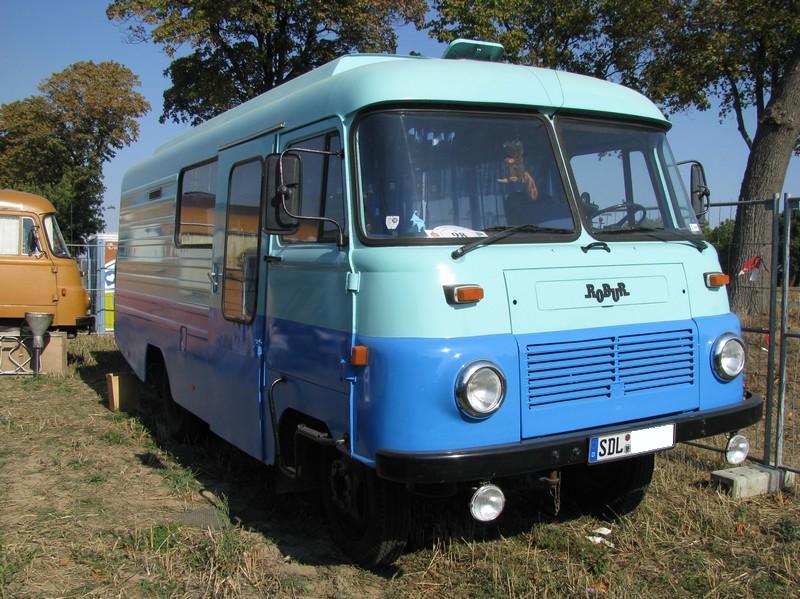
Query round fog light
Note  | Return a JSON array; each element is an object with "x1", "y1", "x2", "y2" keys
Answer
[
  {"x1": 725, "y1": 434, "x2": 750, "y2": 465},
  {"x1": 470, "y1": 484, "x2": 505, "y2": 522}
]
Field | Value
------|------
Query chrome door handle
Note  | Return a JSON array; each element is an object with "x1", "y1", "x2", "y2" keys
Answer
[{"x1": 207, "y1": 269, "x2": 220, "y2": 292}]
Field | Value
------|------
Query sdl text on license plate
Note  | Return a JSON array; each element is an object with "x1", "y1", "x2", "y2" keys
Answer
[{"x1": 588, "y1": 424, "x2": 675, "y2": 464}]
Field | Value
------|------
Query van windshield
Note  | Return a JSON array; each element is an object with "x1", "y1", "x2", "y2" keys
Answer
[
  {"x1": 558, "y1": 118, "x2": 701, "y2": 237},
  {"x1": 356, "y1": 110, "x2": 575, "y2": 243},
  {"x1": 43, "y1": 214, "x2": 70, "y2": 258}
]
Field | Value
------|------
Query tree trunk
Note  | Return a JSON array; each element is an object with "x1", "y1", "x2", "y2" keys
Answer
[{"x1": 729, "y1": 48, "x2": 800, "y2": 317}]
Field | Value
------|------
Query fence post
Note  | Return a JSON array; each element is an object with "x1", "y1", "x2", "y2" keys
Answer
[
  {"x1": 775, "y1": 194, "x2": 797, "y2": 468},
  {"x1": 762, "y1": 193, "x2": 782, "y2": 465}
]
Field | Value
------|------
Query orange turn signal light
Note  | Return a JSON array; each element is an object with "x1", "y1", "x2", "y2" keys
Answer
[
  {"x1": 351, "y1": 345, "x2": 369, "y2": 366},
  {"x1": 705, "y1": 272, "x2": 730, "y2": 288},
  {"x1": 444, "y1": 284, "x2": 484, "y2": 305}
]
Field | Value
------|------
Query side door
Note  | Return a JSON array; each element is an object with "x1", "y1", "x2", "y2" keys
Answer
[
  {"x1": 207, "y1": 134, "x2": 275, "y2": 460},
  {"x1": 0, "y1": 214, "x2": 57, "y2": 318},
  {"x1": 265, "y1": 122, "x2": 352, "y2": 457}
]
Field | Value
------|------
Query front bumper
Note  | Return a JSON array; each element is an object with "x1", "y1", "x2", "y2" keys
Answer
[
  {"x1": 376, "y1": 394, "x2": 763, "y2": 484},
  {"x1": 75, "y1": 315, "x2": 95, "y2": 331}
]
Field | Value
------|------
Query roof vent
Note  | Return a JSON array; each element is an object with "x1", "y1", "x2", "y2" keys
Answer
[{"x1": 442, "y1": 39, "x2": 504, "y2": 62}]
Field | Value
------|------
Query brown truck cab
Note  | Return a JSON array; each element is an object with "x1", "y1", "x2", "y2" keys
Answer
[{"x1": 0, "y1": 189, "x2": 93, "y2": 332}]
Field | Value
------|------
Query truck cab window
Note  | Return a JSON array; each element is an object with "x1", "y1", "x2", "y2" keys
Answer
[
  {"x1": 282, "y1": 132, "x2": 345, "y2": 244},
  {"x1": 21, "y1": 218, "x2": 38, "y2": 255}
]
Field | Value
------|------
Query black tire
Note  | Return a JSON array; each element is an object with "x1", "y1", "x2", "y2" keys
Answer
[
  {"x1": 145, "y1": 353, "x2": 206, "y2": 441},
  {"x1": 320, "y1": 450, "x2": 410, "y2": 567},
  {"x1": 563, "y1": 453, "x2": 655, "y2": 519}
]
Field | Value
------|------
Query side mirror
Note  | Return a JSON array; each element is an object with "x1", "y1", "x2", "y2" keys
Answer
[
  {"x1": 264, "y1": 152, "x2": 301, "y2": 233},
  {"x1": 24, "y1": 225, "x2": 43, "y2": 256},
  {"x1": 689, "y1": 162, "x2": 710, "y2": 226}
]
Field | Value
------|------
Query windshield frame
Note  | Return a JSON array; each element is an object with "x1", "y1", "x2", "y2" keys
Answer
[
  {"x1": 351, "y1": 105, "x2": 581, "y2": 248},
  {"x1": 555, "y1": 114, "x2": 704, "y2": 242}
]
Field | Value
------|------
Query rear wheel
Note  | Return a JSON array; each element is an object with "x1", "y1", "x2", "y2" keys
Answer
[
  {"x1": 563, "y1": 453, "x2": 655, "y2": 519},
  {"x1": 320, "y1": 450, "x2": 410, "y2": 567},
  {"x1": 145, "y1": 352, "x2": 206, "y2": 441}
]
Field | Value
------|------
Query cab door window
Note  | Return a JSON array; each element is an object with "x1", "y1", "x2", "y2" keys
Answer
[
  {"x1": 22, "y1": 218, "x2": 38, "y2": 255},
  {"x1": 282, "y1": 132, "x2": 345, "y2": 244}
]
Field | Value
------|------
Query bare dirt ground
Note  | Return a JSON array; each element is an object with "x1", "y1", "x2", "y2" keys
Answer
[{"x1": 1, "y1": 335, "x2": 799, "y2": 598}]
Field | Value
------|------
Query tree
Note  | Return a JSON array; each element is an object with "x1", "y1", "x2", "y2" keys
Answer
[
  {"x1": 429, "y1": 0, "x2": 800, "y2": 314},
  {"x1": 107, "y1": 0, "x2": 427, "y2": 125},
  {"x1": 0, "y1": 61, "x2": 149, "y2": 243}
]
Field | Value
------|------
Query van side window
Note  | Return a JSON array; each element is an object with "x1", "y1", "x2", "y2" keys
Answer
[
  {"x1": 282, "y1": 132, "x2": 345, "y2": 244},
  {"x1": 223, "y1": 158, "x2": 263, "y2": 322},
  {"x1": 177, "y1": 160, "x2": 217, "y2": 247},
  {"x1": 0, "y1": 216, "x2": 20, "y2": 255}
]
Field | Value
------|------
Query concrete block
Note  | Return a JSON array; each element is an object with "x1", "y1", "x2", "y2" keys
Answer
[
  {"x1": 106, "y1": 373, "x2": 141, "y2": 412},
  {"x1": 711, "y1": 464, "x2": 796, "y2": 499},
  {"x1": 40, "y1": 332, "x2": 67, "y2": 376}
]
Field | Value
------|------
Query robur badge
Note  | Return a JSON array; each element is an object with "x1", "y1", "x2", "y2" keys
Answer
[{"x1": 584, "y1": 282, "x2": 630, "y2": 304}]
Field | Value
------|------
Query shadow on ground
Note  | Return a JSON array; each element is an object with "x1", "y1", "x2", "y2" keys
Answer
[{"x1": 71, "y1": 342, "x2": 583, "y2": 572}]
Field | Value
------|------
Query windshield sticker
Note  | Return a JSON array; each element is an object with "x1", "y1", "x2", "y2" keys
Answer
[
  {"x1": 689, "y1": 223, "x2": 701, "y2": 233},
  {"x1": 385, "y1": 216, "x2": 400, "y2": 230},
  {"x1": 425, "y1": 225, "x2": 488, "y2": 238},
  {"x1": 410, "y1": 210, "x2": 426, "y2": 232}
]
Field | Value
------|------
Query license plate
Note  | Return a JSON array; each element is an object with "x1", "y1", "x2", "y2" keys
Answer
[{"x1": 588, "y1": 424, "x2": 675, "y2": 464}]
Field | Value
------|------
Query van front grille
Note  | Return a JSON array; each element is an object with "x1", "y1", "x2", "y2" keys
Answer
[{"x1": 524, "y1": 328, "x2": 695, "y2": 407}]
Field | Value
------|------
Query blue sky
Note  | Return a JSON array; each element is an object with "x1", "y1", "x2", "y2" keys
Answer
[{"x1": 1, "y1": 0, "x2": 797, "y2": 233}]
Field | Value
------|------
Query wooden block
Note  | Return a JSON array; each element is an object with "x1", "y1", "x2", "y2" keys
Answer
[
  {"x1": 106, "y1": 372, "x2": 141, "y2": 412},
  {"x1": 106, "y1": 373, "x2": 121, "y2": 411}
]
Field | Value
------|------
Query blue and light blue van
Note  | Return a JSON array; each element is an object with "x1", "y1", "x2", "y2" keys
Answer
[{"x1": 116, "y1": 40, "x2": 761, "y2": 566}]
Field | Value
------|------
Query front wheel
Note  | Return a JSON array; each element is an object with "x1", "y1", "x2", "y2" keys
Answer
[
  {"x1": 320, "y1": 450, "x2": 410, "y2": 567},
  {"x1": 563, "y1": 453, "x2": 655, "y2": 519}
]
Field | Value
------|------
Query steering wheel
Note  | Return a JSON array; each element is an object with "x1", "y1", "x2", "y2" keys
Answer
[{"x1": 590, "y1": 203, "x2": 647, "y2": 229}]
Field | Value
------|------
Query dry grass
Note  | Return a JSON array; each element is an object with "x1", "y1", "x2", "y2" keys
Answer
[{"x1": 0, "y1": 335, "x2": 798, "y2": 598}]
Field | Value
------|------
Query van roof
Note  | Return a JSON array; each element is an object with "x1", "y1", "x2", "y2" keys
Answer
[
  {"x1": 0, "y1": 189, "x2": 56, "y2": 214},
  {"x1": 124, "y1": 53, "x2": 668, "y2": 192}
]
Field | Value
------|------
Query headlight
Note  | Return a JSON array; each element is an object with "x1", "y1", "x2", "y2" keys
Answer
[
  {"x1": 712, "y1": 333, "x2": 745, "y2": 380},
  {"x1": 455, "y1": 361, "x2": 506, "y2": 418}
]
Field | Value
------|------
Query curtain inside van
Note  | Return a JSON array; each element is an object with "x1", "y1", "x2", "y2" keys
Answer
[{"x1": 0, "y1": 216, "x2": 19, "y2": 255}]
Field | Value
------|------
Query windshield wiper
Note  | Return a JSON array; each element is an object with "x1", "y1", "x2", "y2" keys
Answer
[
  {"x1": 598, "y1": 226, "x2": 707, "y2": 252},
  {"x1": 451, "y1": 224, "x2": 572, "y2": 259}
]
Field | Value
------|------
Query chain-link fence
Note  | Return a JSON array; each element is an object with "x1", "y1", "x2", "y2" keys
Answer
[
  {"x1": 68, "y1": 235, "x2": 117, "y2": 333},
  {"x1": 703, "y1": 194, "x2": 798, "y2": 475}
]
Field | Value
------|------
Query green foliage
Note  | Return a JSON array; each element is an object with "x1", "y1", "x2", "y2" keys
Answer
[
  {"x1": 107, "y1": 0, "x2": 427, "y2": 125},
  {"x1": 705, "y1": 219, "x2": 736, "y2": 273},
  {"x1": 0, "y1": 61, "x2": 150, "y2": 243},
  {"x1": 428, "y1": 1, "x2": 800, "y2": 153}
]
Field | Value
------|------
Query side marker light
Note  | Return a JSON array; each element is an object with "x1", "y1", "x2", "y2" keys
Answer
[
  {"x1": 705, "y1": 272, "x2": 730, "y2": 288},
  {"x1": 444, "y1": 284, "x2": 484, "y2": 305},
  {"x1": 351, "y1": 345, "x2": 369, "y2": 366}
]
